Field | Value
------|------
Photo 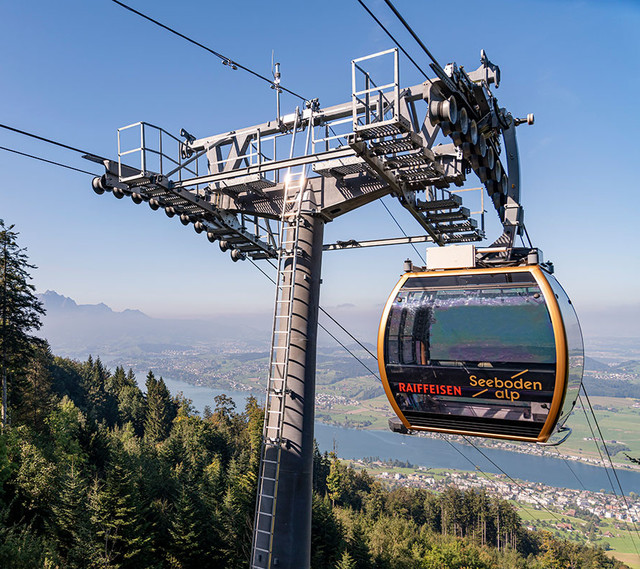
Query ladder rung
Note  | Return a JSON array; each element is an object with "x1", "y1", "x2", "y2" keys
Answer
[
  {"x1": 256, "y1": 528, "x2": 272, "y2": 535},
  {"x1": 254, "y1": 545, "x2": 270, "y2": 553}
]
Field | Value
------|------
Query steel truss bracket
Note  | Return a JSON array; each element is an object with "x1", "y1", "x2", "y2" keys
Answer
[{"x1": 94, "y1": 161, "x2": 277, "y2": 260}]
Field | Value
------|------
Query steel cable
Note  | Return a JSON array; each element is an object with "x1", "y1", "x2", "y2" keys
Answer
[
  {"x1": 0, "y1": 145, "x2": 99, "y2": 176},
  {"x1": 354, "y1": 0, "x2": 429, "y2": 80},
  {"x1": 580, "y1": 386, "x2": 640, "y2": 550},
  {"x1": 249, "y1": 258, "x2": 380, "y2": 382},
  {"x1": 110, "y1": 0, "x2": 308, "y2": 102},
  {"x1": 0, "y1": 123, "x2": 105, "y2": 161},
  {"x1": 461, "y1": 435, "x2": 564, "y2": 523}
]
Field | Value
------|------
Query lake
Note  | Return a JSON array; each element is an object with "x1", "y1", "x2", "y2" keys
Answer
[{"x1": 163, "y1": 377, "x2": 640, "y2": 495}]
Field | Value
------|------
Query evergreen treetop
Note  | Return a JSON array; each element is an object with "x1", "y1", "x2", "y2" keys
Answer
[{"x1": 0, "y1": 220, "x2": 45, "y2": 429}]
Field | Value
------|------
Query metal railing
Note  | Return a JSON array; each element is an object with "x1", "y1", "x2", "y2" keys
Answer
[
  {"x1": 351, "y1": 48, "x2": 400, "y2": 131},
  {"x1": 117, "y1": 121, "x2": 201, "y2": 183}
]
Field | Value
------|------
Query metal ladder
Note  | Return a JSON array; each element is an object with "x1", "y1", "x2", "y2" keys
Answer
[{"x1": 250, "y1": 109, "x2": 311, "y2": 569}]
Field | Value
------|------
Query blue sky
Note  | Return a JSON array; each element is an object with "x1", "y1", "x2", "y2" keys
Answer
[{"x1": 1, "y1": 0, "x2": 639, "y2": 341}]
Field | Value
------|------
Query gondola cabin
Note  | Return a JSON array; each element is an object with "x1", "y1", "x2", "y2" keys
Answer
[{"x1": 378, "y1": 265, "x2": 584, "y2": 443}]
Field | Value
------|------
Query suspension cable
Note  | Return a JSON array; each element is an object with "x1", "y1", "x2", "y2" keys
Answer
[
  {"x1": 380, "y1": 198, "x2": 426, "y2": 265},
  {"x1": 551, "y1": 449, "x2": 587, "y2": 492},
  {"x1": 0, "y1": 123, "x2": 105, "y2": 160},
  {"x1": 382, "y1": 0, "x2": 445, "y2": 74},
  {"x1": 579, "y1": 394, "x2": 618, "y2": 496},
  {"x1": 264, "y1": 259, "x2": 378, "y2": 362},
  {"x1": 249, "y1": 258, "x2": 380, "y2": 381},
  {"x1": 581, "y1": 385, "x2": 640, "y2": 548},
  {"x1": 461, "y1": 435, "x2": 563, "y2": 523},
  {"x1": 318, "y1": 307, "x2": 376, "y2": 361},
  {"x1": 579, "y1": 393, "x2": 640, "y2": 555},
  {"x1": 110, "y1": 0, "x2": 308, "y2": 102},
  {"x1": 439, "y1": 434, "x2": 548, "y2": 522},
  {"x1": 355, "y1": 0, "x2": 429, "y2": 80},
  {"x1": 0, "y1": 146, "x2": 99, "y2": 176},
  {"x1": 3, "y1": 123, "x2": 379, "y2": 382},
  {"x1": 317, "y1": 324, "x2": 379, "y2": 381}
]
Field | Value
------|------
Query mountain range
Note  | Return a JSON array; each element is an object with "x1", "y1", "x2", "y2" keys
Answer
[
  {"x1": 36, "y1": 291, "x2": 634, "y2": 378},
  {"x1": 36, "y1": 290, "x2": 271, "y2": 364}
]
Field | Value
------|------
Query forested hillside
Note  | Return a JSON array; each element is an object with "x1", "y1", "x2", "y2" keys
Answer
[{"x1": 0, "y1": 355, "x2": 628, "y2": 568}]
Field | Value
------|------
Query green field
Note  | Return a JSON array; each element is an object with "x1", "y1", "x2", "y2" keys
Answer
[
  {"x1": 560, "y1": 396, "x2": 640, "y2": 464},
  {"x1": 315, "y1": 393, "x2": 392, "y2": 430},
  {"x1": 517, "y1": 507, "x2": 640, "y2": 568}
]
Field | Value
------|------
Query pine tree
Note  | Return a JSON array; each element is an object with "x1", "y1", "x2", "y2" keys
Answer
[
  {"x1": 107, "y1": 366, "x2": 127, "y2": 395},
  {"x1": 89, "y1": 461, "x2": 152, "y2": 568},
  {"x1": 221, "y1": 458, "x2": 256, "y2": 568},
  {"x1": 311, "y1": 494, "x2": 343, "y2": 569},
  {"x1": 327, "y1": 457, "x2": 346, "y2": 506},
  {"x1": 82, "y1": 356, "x2": 118, "y2": 426},
  {"x1": 51, "y1": 463, "x2": 94, "y2": 567},
  {"x1": 0, "y1": 220, "x2": 45, "y2": 429},
  {"x1": 335, "y1": 550, "x2": 357, "y2": 569},
  {"x1": 212, "y1": 394, "x2": 236, "y2": 426},
  {"x1": 244, "y1": 395, "x2": 264, "y2": 473},
  {"x1": 45, "y1": 396, "x2": 88, "y2": 469},
  {"x1": 144, "y1": 372, "x2": 174, "y2": 443},
  {"x1": 312, "y1": 442, "x2": 330, "y2": 496},
  {"x1": 19, "y1": 341, "x2": 54, "y2": 430},
  {"x1": 109, "y1": 368, "x2": 146, "y2": 436},
  {"x1": 168, "y1": 484, "x2": 205, "y2": 567},
  {"x1": 347, "y1": 520, "x2": 372, "y2": 569}
]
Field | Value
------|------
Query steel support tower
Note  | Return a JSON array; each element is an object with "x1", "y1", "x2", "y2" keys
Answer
[{"x1": 90, "y1": 48, "x2": 533, "y2": 569}]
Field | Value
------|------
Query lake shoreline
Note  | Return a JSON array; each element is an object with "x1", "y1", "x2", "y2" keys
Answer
[
  {"x1": 160, "y1": 376, "x2": 640, "y2": 494},
  {"x1": 163, "y1": 377, "x2": 640, "y2": 474}
]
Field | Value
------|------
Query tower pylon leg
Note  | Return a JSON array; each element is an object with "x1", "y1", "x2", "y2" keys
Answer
[{"x1": 251, "y1": 212, "x2": 324, "y2": 569}]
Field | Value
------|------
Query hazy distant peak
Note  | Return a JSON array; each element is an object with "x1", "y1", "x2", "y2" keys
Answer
[
  {"x1": 37, "y1": 290, "x2": 148, "y2": 317},
  {"x1": 83, "y1": 302, "x2": 112, "y2": 313},
  {"x1": 39, "y1": 290, "x2": 78, "y2": 311},
  {"x1": 122, "y1": 308, "x2": 147, "y2": 317}
]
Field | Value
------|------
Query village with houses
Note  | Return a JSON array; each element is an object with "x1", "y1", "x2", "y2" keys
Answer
[{"x1": 355, "y1": 460, "x2": 640, "y2": 541}]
